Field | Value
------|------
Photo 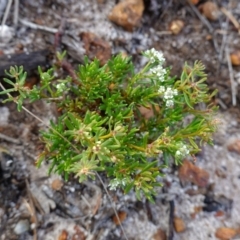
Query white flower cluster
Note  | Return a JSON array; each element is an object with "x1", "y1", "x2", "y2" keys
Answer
[
  {"x1": 144, "y1": 48, "x2": 177, "y2": 107},
  {"x1": 56, "y1": 83, "x2": 66, "y2": 93},
  {"x1": 175, "y1": 144, "x2": 189, "y2": 159},
  {"x1": 150, "y1": 65, "x2": 167, "y2": 82},
  {"x1": 108, "y1": 178, "x2": 128, "y2": 191},
  {"x1": 158, "y1": 86, "x2": 178, "y2": 107},
  {"x1": 144, "y1": 48, "x2": 165, "y2": 64},
  {"x1": 144, "y1": 48, "x2": 167, "y2": 82}
]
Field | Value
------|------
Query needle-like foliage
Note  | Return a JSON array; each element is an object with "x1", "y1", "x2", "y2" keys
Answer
[{"x1": 0, "y1": 49, "x2": 218, "y2": 200}]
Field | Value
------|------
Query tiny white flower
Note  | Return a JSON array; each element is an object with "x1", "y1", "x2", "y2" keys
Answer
[
  {"x1": 56, "y1": 83, "x2": 65, "y2": 93},
  {"x1": 164, "y1": 87, "x2": 178, "y2": 100},
  {"x1": 108, "y1": 179, "x2": 119, "y2": 191},
  {"x1": 175, "y1": 143, "x2": 189, "y2": 159},
  {"x1": 108, "y1": 178, "x2": 129, "y2": 191},
  {"x1": 109, "y1": 179, "x2": 120, "y2": 190},
  {"x1": 175, "y1": 150, "x2": 181, "y2": 156},
  {"x1": 158, "y1": 86, "x2": 165, "y2": 94},
  {"x1": 144, "y1": 48, "x2": 165, "y2": 63},
  {"x1": 166, "y1": 99, "x2": 174, "y2": 107},
  {"x1": 158, "y1": 86, "x2": 178, "y2": 107},
  {"x1": 150, "y1": 65, "x2": 167, "y2": 82},
  {"x1": 121, "y1": 178, "x2": 128, "y2": 186}
]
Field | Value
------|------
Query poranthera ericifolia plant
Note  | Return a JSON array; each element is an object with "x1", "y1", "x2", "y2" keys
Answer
[{"x1": 0, "y1": 49, "x2": 218, "y2": 200}]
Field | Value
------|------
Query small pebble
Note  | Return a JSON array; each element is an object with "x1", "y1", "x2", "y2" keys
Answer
[
  {"x1": 0, "y1": 25, "x2": 14, "y2": 43},
  {"x1": 14, "y1": 219, "x2": 30, "y2": 235},
  {"x1": 0, "y1": 107, "x2": 10, "y2": 126}
]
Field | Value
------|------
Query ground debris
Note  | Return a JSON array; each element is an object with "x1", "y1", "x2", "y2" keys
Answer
[
  {"x1": 0, "y1": 1, "x2": 240, "y2": 239},
  {"x1": 215, "y1": 227, "x2": 238, "y2": 240},
  {"x1": 80, "y1": 31, "x2": 111, "y2": 65},
  {"x1": 178, "y1": 159, "x2": 210, "y2": 187},
  {"x1": 108, "y1": 0, "x2": 144, "y2": 31}
]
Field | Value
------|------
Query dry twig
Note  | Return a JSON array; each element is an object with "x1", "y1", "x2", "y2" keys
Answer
[
  {"x1": 225, "y1": 40, "x2": 237, "y2": 106},
  {"x1": 187, "y1": 0, "x2": 213, "y2": 32},
  {"x1": 1, "y1": 0, "x2": 13, "y2": 27},
  {"x1": 217, "y1": 19, "x2": 229, "y2": 75},
  {"x1": 155, "y1": 30, "x2": 172, "y2": 36},
  {"x1": 0, "y1": 133, "x2": 21, "y2": 144},
  {"x1": 168, "y1": 200, "x2": 174, "y2": 240},
  {"x1": 0, "y1": 0, "x2": 19, "y2": 27},
  {"x1": 221, "y1": 7, "x2": 240, "y2": 33},
  {"x1": 19, "y1": 19, "x2": 58, "y2": 33},
  {"x1": 13, "y1": 0, "x2": 19, "y2": 26},
  {"x1": 187, "y1": 0, "x2": 219, "y2": 52},
  {"x1": 25, "y1": 179, "x2": 38, "y2": 240}
]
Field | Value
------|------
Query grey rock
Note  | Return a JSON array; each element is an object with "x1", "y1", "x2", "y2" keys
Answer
[{"x1": 13, "y1": 219, "x2": 30, "y2": 235}]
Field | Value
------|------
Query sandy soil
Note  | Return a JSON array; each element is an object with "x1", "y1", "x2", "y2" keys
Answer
[{"x1": 0, "y1": 1, "x2": 240, "y2": 240}]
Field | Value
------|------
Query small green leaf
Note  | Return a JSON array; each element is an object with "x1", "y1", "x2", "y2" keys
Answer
[
  {"x1": 180, "y1": 68, "x2": 188, "y2": 83},
  {"x1": 135, "y1": 188, "x2": 141, "y2": 200},
  {"x1": 17, "y1": 100, "x2": 23, "y2": 111},
  {"x1": 183, "y1": 92, "x2": 193, "y2": 109},
  {"x1": 0, "y1": 88, "x2": 15, "y2": 95},
  {"x1": 3, "y1": 78, "x2": 15, "y2": 86},
  {"x1": 124, "y1": 182, "x2": 134, "y2": 194},
  {"x1": 19, "y1": 71, "x2": 27, "y2": 85},
  {"x1": 71, "y1": 154, "x2": 83, "y2": 161},
  {"x1": 189, "y1": 138, "x2": 199, "y2": 149},
  {"x1": 139, "y1": 161, "x2": 158, "y2": 174}
]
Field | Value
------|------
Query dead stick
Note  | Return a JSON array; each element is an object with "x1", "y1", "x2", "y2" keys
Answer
[
  {"x1": 187, "y1": 1, "x2": 219, "y2": 53},
  {"x1": 225, "y1": 40, "x2": 237, "y2": 106},
  {"x1": 25, "y1": 179, "x2": 38, "y2": 240},
  {"x1": 168, "y1": 200, "x2": 174, "y2": 240},
  {"x1": 221, "y1": 7, "x2": 240, "y2": 33}
]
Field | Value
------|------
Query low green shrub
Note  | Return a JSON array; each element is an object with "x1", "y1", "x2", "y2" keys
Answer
[{"x1": 0, "y1": 49, "x2": 218, "y2": 200}]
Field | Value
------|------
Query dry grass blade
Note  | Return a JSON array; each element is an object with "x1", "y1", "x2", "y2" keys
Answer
[
  {"x1": 221, "y1": 7, "x2": 240, "y2": 33},
  {"x1": 24, "y1": 179, "x2": 38, "y2": 240},
  {"x1": 13, "y1": 0, "x2": 19, "y2": 26},
  {"x1": 187, "y1": 0, "x2": 213, "y2": 32},
  {"x1": 217, "y1": 18, "x2": 229, "y2": 74},
  {"x1": 19, "y1": 19, "x2": 58, "y2": 33},
  {"x1": 96, "y1": 173, "x2": 129, "y2": 240},
  {"x1": 0, "y1": 133, "x2": 21, "y2": 144},
  {"x1": 1, "y1": 0, "x2": 13, "y2": 27},
  {"x1": 187, "y1": 0, "x2": 219, "y2": 52},
  {"x1": 225, "y1": 40, "x2": 237, "y2": 106}
]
